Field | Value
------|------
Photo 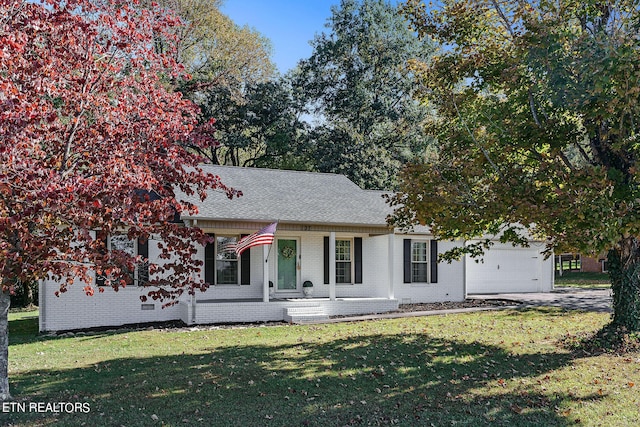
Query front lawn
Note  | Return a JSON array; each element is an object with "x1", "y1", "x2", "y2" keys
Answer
[
  {"x1": 5, "y1": 308, "x2": 640, "y2": 426},
  {"x1": 555, "y1": 271, "x2": 611, "y2": 289}
]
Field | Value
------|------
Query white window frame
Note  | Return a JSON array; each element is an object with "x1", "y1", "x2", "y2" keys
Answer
[
  {"x1": 335, "y1": 238, "x2": 354, "y2": 284},
  {"x1": 97, "y1": 234, "x2": 149, "y2": 287},
  {"x1": 215, "y1": 235, "x2": 240, "y2": 285},
  {"x1": 411, "y1": 240, "x2": 429, "y2": 284}
]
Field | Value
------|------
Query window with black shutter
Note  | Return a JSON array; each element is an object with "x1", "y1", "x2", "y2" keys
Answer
[
  {"x1": 95, "y1": 233, "x2": 149, "y2": 286},
  {"x1": 403, "y1": 238, "x2": 438, "y2": 283},
  {"x1": 215, "y1": 235, "x2": 239, "y2": 285},
  {"x1": 324, "y1": 236, "x2": 363, "y2": 284},
  {"x1": 205, "y1": 234, "x2": 248, "y2": 285}
]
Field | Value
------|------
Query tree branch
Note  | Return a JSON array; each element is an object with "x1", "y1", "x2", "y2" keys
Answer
[
  {"x1": 451, "y1": 93, "x2": 502, "y2": 177},
  {"x1": 528, "y1": 89, "x2": 541, "y2": 126},
  {"x1": 558, "y1": 150, "x2": 576, "y2": 171},
  {"x1": 574, "y1": 140, "x2": 595, "y2": 165},
  {"x1": 490, "y1": 0, "x2": 515, "y2": 38}
]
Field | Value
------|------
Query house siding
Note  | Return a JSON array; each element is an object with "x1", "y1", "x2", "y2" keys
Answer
[
  {"x1": 39, "y1": 239, "x2": 184, "y2": 332},
  {"x1": 39, "y1": 236, "x2": 185, "y2": 332},
  {"x1": 39, "y1": 230, "x2": 467, "y2": 332},
  {"x1": 296, "y1": 233, "x2": 327, "y2": 296},
  {"x1": 392, "y1": 238, "x2": 466, "y2": 304},
  {"x1": 37, "y1": 167, "x2": 554, "y2": 332},
  {"x1": 39, "y1": 279, "x2": 184, "y2": 332}
]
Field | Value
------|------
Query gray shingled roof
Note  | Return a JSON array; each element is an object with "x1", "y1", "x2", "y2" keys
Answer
[{"x1": 179, "y1": 165, "x2": 393, "y2": 227}]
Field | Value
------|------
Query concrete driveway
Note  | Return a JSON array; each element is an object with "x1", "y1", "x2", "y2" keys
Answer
[{"x1": 471, "y1": 288, "x2": 613, "y2": 313}]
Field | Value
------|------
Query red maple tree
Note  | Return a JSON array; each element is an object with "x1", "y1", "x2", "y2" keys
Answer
[{"x1": 0, "y1": 0, "x2": 235, "y2": 400}]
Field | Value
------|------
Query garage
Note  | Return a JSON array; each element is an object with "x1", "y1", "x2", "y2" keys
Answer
[{"x1": 465, "y1": 242, "x2": 554, "y2": 294}]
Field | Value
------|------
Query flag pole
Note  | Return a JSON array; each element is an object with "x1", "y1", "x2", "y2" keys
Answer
[{"x1": 265, "y1": 220, "x2": 279, "y2": 263}]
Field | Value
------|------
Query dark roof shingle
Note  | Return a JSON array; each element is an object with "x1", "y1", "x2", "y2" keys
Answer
[{"x1": 180, "y1": 166, "x2": 392, "y2": 227}]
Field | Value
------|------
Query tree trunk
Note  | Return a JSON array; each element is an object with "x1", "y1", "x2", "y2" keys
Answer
[
  {"x1": 24, "y1": 283, "x2": 33, "y2": 308},
  {"x1": 608, "y1": 237, "x2": 640, "y2": 331},
  {"x1": 0, "y1": 289, "x2": 10, "y2": 401}
]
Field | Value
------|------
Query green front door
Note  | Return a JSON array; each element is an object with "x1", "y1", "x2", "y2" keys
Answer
[{"x1": 277, "y1": 239, "x2": 298, "y2": 291}]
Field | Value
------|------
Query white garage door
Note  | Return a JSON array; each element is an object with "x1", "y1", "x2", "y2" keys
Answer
[{"x1": 466, "y1": 246, "x2": 543, "y2": 294}]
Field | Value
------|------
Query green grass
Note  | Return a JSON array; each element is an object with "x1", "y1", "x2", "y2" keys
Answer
[
  {"x1": 555, "y1": 272, "x2": 611, "y2": 288},
  {"x1": 7, "y1": 310, "x2": 39, "y2": 343},
  {"x1": 5, "y1": 309, "x2": 640, "y2": 426}
]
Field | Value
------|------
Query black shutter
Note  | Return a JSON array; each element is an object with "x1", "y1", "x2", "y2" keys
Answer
[
  {"x1": 205, "y1": 233, "x2": 215, "y2": 285},
  {"x1": 96, "y1": 273, "x2": 105, "y2": 287},
  {"x1": 137, "y1": 237, "x2": 149, "y2": 285},
  {"x1": 403, "y1": 239, "x2": 412, "y2": 283},
  {"x1": 137, "y1": 237, "x2": 149, "y2": 259},
  {"x1": 96, "y1": 233, "x2": 108, "y2": 287},
  {"x1": 430, "y1": 240, "x2": 438, "y2": 283},
  {"x1": 323, "y1": 236, "x2": 330, "y2": 284},
  {"x1": 354, "y1": 237, "x2": 363, "y2": 284},
  {"x1": 240, "y1": 234, "x2": 251, "y2": 285}
]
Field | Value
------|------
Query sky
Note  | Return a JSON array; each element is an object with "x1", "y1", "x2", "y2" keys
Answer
[{"x1": 220, "y1": 0, "x2": 340, "y2": 74}]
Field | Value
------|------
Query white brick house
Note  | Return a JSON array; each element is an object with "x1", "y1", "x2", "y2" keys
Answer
[{"x1": 39, "y1": 166, "x2": 468, "y2": 332}]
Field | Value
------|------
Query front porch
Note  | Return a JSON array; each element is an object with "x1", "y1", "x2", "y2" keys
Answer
[{"x1": 180, "y1": 297, "x2": 399, "y2": 325}]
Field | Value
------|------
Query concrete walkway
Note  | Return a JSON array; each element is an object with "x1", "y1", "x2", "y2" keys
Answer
[{"x1": 471, "y1": 288, "x2": 613, "y2": 313}]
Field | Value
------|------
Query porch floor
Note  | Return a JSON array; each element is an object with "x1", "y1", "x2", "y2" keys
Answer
[
  {"x1": 196, "y1": 297, "x2": 394, "y2": 303},
  {"x1": 187, "y1": 297, "x2": 399, "y2": 325}
]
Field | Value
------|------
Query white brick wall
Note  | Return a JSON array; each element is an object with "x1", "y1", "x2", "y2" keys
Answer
[
  {"x1": 40, "y1": 229, "x2": 468, "y2": 331},
  {"x1": 392, "y1": 238, "x2": 466, "y2": 304},
  {"x1": 298, "y1": 234, "x2": 326, "y2": 295},
  {"x1": 39, "y1": 235, "x2": 188, "y2": 332},
  {"x1": 39, "y1": 278, "x2": 185, "y2": 332}
]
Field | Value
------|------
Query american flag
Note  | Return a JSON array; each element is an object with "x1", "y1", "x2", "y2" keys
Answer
[
  {"x1": 234, "y1": 222, "x2": 278, "y2": 256},
  {"x1": 217, "y1": 240, "x2": 238, "y2": 254}
]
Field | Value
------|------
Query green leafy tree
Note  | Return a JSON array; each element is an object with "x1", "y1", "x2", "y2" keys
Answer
[
  {"x1": 295, "y1": 0, "x2": 435, "y2": 190},
  {"x1": 152, "y1": 0, "x2": 276, "y2": 100},
  {"x1": 194, "y1": 78, "x2": 312, "y2": 169},
  {"x1": 392, "y1": 0, "x2": 640, "y2": 332},
  {"x1": 148, "y1": 0, "x2": 291, "y2": 168}
]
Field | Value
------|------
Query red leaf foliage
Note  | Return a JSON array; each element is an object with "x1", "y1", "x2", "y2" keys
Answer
[{"x1": 0, "y1": 0, "x2": 236, "y2": 301}]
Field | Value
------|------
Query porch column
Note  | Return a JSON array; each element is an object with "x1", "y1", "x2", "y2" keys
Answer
[
  {"x1": 329, "y1": 231, "x2": 336, "y2": 301},
  {"x1": 263, "y1": 245, "x2": 270, "y2": 302},
  {"x1": 190, "y1": 291, "x2": 196, "y2": 325},
  {"x1": 388, "y1": 233, "x2": 395, "y2": 299}
]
